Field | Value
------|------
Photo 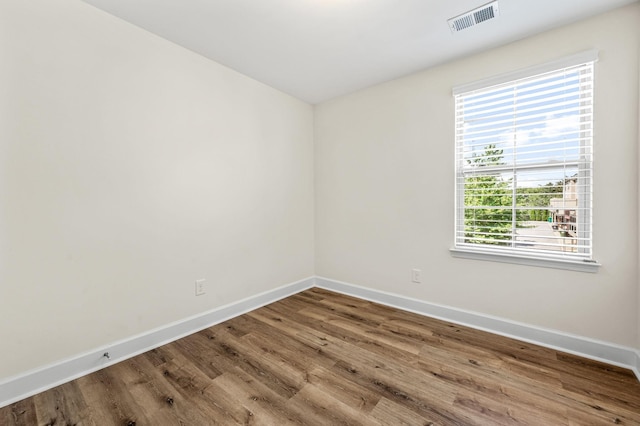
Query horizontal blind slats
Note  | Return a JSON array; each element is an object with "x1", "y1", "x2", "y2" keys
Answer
[
  {"x1": 454, "y1": 59, "x2": 594, "y2": 260},
  {"x1": 458, "y1": 86, "x2": 593, "y2": 118}
]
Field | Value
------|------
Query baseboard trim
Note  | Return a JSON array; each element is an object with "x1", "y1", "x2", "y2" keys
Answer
[
  {"x1": 2, "y1": 275, "x2": 637, "y2": 408},
  {"x1": 0, "y1": 276, "x2": 315, "y2": 409},
  {"x1": 315, "y1": 276, "x2": 640, "y2": 381}
]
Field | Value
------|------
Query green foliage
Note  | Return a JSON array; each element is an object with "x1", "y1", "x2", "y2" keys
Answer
[
  {"x1": 463, "y1": 145, "x2": 564, "y2": 245},
  {"x1": 515, "y1": 181, "x2": 563, "y2": 222},
  {"x1": 464, "y1": 144, "x2": 512, "y2": 245}
]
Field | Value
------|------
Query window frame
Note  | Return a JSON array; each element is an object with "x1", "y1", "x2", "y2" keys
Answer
[{"x1": 450, "y1": 50, "x2": 600, "y2": 273}]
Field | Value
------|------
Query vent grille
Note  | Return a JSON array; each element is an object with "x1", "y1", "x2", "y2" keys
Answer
[{"x1": 448, "y1": 1, "x2": 500, "y2": 33}]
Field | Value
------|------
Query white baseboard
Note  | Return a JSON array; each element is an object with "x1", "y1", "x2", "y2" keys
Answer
[
  {"x1": 2, "y1": 275, "x2": 637, "y2": 409},
  {"x1": 315, "y1": 276, "x2": 640, "y2": 382},
  {"x1": 0, "y1": 276, "x2": 315, "y2": 409}
]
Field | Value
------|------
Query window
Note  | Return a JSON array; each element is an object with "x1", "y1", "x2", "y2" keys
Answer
[{"x1": 452, "y1": 51, "x2": 599, "y2": 272}]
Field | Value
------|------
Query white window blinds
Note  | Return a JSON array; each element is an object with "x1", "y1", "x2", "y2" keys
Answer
[{"x1": 454, "y1": 58, "x2": 595, "y2": 262}]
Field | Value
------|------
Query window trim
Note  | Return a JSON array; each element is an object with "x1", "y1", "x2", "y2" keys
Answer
[
  {"x1": 452, "y1": 49, "x2": 599, "y2": 95},
  {"x1": 451, "y1": 51, "x2": 600, "y2": 272},
  {"x1": 449, "y1": 247, "x2": 601, "y2": 273}
]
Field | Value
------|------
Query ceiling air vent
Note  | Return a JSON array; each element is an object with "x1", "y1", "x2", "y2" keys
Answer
[{"x1": 448, "y1": 1, "x2": 500, "y2": 33}]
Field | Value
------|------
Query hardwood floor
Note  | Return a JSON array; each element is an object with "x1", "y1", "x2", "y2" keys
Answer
[{"x1": 2, "y1": 287, "x2": 640, "y2": 425}]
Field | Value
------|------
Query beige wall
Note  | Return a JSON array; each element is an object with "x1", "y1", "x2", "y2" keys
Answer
[
  {"x1": 0, "y1": 1, "x2": 314, "y2": 379},
  {"x1": 315, "y1": 4, "x2": 640, "y2": 348},
  {"x1": 1, "y1": 0, "x2": 638, "y2": 383}
]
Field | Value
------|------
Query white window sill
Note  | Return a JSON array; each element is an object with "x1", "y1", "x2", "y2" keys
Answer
[{"x1": 450, "y1": 247, "x2": 601, "y2": 273}]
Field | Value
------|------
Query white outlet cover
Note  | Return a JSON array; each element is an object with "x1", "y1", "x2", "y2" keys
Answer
[{"x1": 195, "y1": 279, "x2": 206, "y2": 296}]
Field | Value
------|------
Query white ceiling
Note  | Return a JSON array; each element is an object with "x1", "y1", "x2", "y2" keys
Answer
[{"x1": 81, "y1": 0, "x2": 636, "y2": 104}]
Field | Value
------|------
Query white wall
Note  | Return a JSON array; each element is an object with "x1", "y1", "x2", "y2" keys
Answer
[
  {"x1": 315, "y1": 4, "x2": 640, "y2": 348},
  {"x1": 0, "y1": 1, "x2": 314, "y2": 379}
]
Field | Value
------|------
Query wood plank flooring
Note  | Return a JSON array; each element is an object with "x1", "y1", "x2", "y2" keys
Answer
[{"x1": 2, "y1": 287, "x2": 640, "y2": 425}]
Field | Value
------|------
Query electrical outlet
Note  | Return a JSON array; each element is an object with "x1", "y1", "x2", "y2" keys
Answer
[
  {"x1": 195, "y1": 279, "x2": 206, "y2": 296},
  {"x1": 411, "y1": 269, "x2": 421, "y2": 283}
]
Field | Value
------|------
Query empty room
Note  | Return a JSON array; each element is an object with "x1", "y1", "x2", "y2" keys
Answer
[{"x1": 1, "y1": 0, "x2": 639, "y2": 424}]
